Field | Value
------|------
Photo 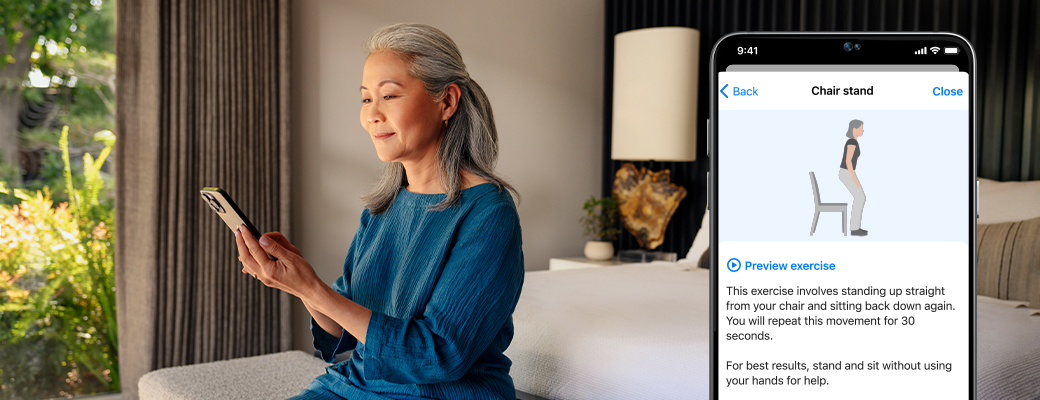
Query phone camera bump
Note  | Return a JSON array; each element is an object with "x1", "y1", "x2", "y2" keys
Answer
[
  {"x1": 843, "y1": 42, "x2": 853, "y2": 52},
  {"x1": 212, "y1": 201, "x2": 225, "y2": 214},
  {"x1": 204, "y1": 193, "x2": 226, "y2": 214}
]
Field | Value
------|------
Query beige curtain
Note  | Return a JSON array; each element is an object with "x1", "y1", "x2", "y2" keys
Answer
[{"x1": 115, "y1": 0, "x2": 291, "y2": 398}]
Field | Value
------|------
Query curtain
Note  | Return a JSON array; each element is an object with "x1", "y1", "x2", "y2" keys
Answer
[
  {"x1": 604, "y1": 0, "x2": 1040, "y2": 255},
  {"x1": 115, "y1": 0, "x2": 292, "y2": 398}
]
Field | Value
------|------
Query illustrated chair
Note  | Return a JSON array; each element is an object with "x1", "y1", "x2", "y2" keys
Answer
[{"x1": 809, "y1": 171, "x2": 847, "y2": 236}]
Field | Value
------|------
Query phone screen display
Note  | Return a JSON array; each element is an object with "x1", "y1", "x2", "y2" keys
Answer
[{"x1": 711, "y1": 34, "x2": 974, "y2": 398}]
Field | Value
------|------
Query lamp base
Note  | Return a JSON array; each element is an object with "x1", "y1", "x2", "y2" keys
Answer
[{"x1": 618, "y1": 249, "x2": 678, "y2": 263}]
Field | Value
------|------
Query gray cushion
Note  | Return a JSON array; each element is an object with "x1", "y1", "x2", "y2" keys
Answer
[
  {"x1": 977, "y1": 216, "x2": 1040, "y2": 307},
  {"x1": 139, "y1": 351, "x2": 328, "y2": 400}
]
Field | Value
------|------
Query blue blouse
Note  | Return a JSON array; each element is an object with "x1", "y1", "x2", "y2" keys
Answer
[{"x1": 309, "y1": 182, "x2": 525, "y2": 400}]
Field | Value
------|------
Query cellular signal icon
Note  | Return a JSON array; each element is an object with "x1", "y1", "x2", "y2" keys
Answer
[{"x1": 914, "y1": 47, "x2": 929, "y2": 55}]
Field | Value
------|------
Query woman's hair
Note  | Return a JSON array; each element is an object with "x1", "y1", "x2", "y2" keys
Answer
[
  {"x1": 361, "y1": 23, "x2": 519, "y2": 214},
  {"x1": 845, "y1": 119, "x2": 864, "y2": 139}
]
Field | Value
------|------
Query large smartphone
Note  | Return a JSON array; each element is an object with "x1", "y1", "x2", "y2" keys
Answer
[
  {"x1": 710, "y1": 33, "x2": 975, "y2": 399},
  {"x1": 200, "y1": 187, "x2": 277, "y2": 261}
]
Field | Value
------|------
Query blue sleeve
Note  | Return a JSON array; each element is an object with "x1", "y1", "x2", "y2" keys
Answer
[
  {"x1": 362, "y1": 202, "x2": 524, "y2": 384},
  {"x1": 311, "y1": 213, "x2": 366, "y2": 362}
]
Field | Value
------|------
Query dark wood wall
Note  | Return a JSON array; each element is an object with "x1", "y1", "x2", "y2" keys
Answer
[{"x1": 604, "y1": 0, "x2": 1040, "y2": 256}]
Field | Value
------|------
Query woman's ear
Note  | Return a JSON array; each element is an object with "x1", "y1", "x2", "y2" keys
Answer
[{"x1": 440, "y1": 83, "x2": 462, "y2": 121}]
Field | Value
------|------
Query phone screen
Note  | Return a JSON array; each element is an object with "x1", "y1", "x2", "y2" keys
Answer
[{"x1": 710, "y1": 34, "x2": 975, "y2": 398}]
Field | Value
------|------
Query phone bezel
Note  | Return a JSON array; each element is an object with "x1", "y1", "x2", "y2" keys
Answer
[{"x1": 708, "y1": 32, "x2": 977, "y2": 399}]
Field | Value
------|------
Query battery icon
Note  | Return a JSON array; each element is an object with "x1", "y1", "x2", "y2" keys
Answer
[{"x1": 944, "y1": 47, "x2": 959, "y2": 55}]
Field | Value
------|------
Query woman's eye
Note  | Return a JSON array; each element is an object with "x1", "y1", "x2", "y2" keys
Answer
[
  {"x1": 361, "y1": 98, "x2": 370, "y2": 104},
  {"x1": 383, "y1": 95, "x2": 396, "y2": 100}
]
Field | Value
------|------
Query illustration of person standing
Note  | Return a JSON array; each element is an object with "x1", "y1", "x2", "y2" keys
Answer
[{"x1": 838, "y1": 119, "x2": 868, "y2": 236}]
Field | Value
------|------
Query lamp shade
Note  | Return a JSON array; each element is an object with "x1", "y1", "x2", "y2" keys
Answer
[{"x1": 611, "y1": 27, "x2": 700, "y2": 161}]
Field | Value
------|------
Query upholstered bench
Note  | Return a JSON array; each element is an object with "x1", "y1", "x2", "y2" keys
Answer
[
  {"x1": 139, "y1": 351, "x2": 327, "y2": 399},
  {"x1": 140, "y1": 350, "x2": 546, "y2": 400}
]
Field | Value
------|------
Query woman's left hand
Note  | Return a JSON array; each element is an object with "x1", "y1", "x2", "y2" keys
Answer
[{"x1": 235, "y1": 225, "x2": 320, "y2": 300}]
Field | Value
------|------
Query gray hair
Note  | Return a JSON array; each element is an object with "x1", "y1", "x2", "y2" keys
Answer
[
  {"x1": 360, "y1": 23, "x2": 519, "y2": 214},
  {"x1": 845, "y1": 119, "x2": 863, "y2": 139}
]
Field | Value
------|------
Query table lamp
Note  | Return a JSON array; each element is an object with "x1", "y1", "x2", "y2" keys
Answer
[{"x1": 611, "y1": 26, "x2": 700, "y2": 262}]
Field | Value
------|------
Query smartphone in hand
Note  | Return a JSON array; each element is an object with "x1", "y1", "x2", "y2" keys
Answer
[{"x1": 200, "y1": 187, "x2": 277, "y2": 261}]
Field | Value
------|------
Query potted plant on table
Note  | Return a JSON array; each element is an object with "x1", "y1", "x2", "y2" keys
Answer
[{"x1": 580, "y1": 195, "x2": 620, "y2": 261}]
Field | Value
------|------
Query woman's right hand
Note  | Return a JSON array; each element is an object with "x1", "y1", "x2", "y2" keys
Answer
[
  {"x1": 247, "y1": 232, "x2": 317, "y2": 310},
  {"x1": 257, "y1": 232, "x2": 302, "y2": 257},
  {"x1": 237, "y1": 227, "x2": 369, "y2": 343},
  {"x1": 236, "y1": 228, "x2": 323, "y2": 301}
]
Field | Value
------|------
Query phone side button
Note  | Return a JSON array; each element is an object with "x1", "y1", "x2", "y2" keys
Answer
[{"x1": 707, "y1": 118, "x2": 712, "y2": 158}]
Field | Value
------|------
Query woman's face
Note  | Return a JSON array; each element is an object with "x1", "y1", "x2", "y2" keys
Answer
[
  {"x1": 854, "y1": 124, "x2": 865, "y2": 138},
  {"x1": 360, "y1": 51, "x2": 446, "y2": 163}
]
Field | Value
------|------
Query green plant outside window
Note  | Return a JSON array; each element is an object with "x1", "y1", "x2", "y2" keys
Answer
[{"x1": 0, "y1": 127, "x2": 118, "y2": 399}]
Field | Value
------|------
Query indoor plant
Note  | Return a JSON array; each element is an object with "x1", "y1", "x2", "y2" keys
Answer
[{"x1": 579, "y1": 195, "x2": 620, "y2": 260}]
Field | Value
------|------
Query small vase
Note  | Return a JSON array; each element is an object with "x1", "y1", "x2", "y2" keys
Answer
[{"x1": 584, "y1": 241, "x2": 615, "y2": 261}]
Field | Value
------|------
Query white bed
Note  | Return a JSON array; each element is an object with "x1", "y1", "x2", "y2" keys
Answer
[
  {"x1": 976, "y1": 296, "x2": 1040, "y2": 399},
  {"x1": 506, "y1": 261, "x2": 708, "y2": 400},
  {"x1": 507, "y1": 266, "x2": 1040, "y2": 400},
  {"x1": 505, "y1": 178, "x2": 1040, "y2": 399},
  {"x1": 974, "y1": 177, "x2": 1040, "y2": 398}
]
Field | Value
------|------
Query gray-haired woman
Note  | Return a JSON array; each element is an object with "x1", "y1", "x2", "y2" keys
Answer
[
  {"x1": 234, "y1": 23, "x2": 524, "y2": 399},
  {"x1": 838, "y1": 119, "x2": 867, "y2": 236}
]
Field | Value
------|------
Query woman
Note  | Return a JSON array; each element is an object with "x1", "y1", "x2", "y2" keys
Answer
[
  {"x1": 235, "y1": 23, "x2": 524, "y2": 399},
  {"x1": 838, "y1": 119, "x2": 867, "y2": 236}
]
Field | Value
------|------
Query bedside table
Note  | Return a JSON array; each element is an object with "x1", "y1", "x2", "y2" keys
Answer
[{"x1": 549, "y1": 257, "x2": 624, "y2": 271}]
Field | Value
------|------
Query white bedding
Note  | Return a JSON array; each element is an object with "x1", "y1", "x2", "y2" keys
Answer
[
  {"x1": 977, "y1": 295, "x2": 1040, "y2": 399},
  {"x1": 506, "y1": 262, "x2": 709, "y2": 400},
  {"x1": 507, "y1": 263, "x2": 1040, "y2": 400}
]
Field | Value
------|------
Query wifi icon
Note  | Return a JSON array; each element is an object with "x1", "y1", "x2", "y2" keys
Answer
[{"x1": 930, "y1": 46, "x2": 941, "y2": 54}]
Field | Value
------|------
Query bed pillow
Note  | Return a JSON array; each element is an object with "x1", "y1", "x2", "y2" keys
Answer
[
  {"x1": 978, "y1": 177, "x2": 1040, "y2": 224},
  {"x1": 682, "y1": 206, "x2": 710, "y2": 264},
  {"x1": 977, "y1": 215, "x2": 1040, "y2": 307}
]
